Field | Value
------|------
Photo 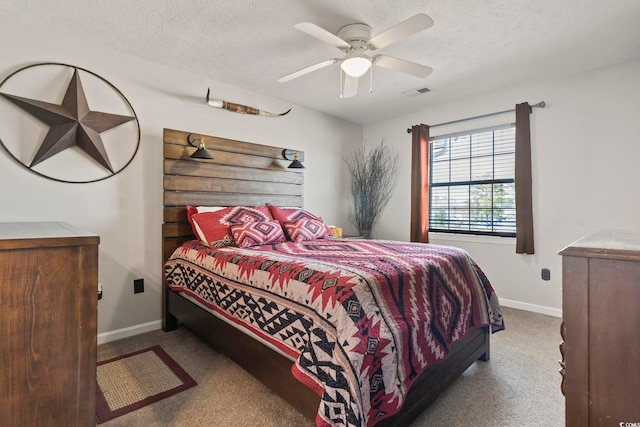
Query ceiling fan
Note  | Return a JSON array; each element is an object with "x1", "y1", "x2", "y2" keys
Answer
[{"x1": 278, "y1": 13, "x2": 434, "y2": 99}]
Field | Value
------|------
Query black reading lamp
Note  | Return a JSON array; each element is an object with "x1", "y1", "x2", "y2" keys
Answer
[
  {"x1": 187, "y1": 134, "x2": 213, "y2": 159},
  {"x1": 283, "y1": 149, "x2": 305, "y2": 169}
]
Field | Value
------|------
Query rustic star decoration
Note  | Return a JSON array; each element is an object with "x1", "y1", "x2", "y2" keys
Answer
[{"x1": 0, "y1": 68, "x2": 135, "y2": 173}]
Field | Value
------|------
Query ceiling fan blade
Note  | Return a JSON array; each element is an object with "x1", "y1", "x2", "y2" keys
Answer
[
  {"x1": 368, "y1": 13, "x2": 434, "y2": 50},
  {"x1": 278, "y1": 59, "x2": 338, "y2": 83},
  {"x1": 294, "y1": 22, "x2": 350, "y2": 49},
  {"x1": 341, "y1": 73, "x2": 359, "y2": 98},
  {"x1": 373, "y1": 55, "x2": 433, "y2": 78}
]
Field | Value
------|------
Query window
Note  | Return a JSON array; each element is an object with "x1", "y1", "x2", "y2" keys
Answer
[{"x1": 429, "y1": 124, "x2": 516, "y2": 237}]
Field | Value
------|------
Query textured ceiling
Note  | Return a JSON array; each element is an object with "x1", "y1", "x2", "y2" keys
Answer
[{"x1": 2, "y1": 0, "x2": 639, "y2": 124}]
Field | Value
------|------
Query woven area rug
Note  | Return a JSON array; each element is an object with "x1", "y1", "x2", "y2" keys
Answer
[{"x1": 96, "y1": 345, "x2": 197, "y2": 423}]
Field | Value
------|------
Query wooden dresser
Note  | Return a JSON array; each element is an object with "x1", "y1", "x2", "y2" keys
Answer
[
  {"x1": 559, "y1": 230, "x2": 640, "y2": 427},
  {"x1": 0, "y1": 222, "x2": 99, "y2": 426}
]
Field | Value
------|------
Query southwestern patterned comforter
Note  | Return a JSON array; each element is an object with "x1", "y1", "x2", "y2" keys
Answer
[{"x1": 164, "y1": 238, "x2": 504, "y2": 427}]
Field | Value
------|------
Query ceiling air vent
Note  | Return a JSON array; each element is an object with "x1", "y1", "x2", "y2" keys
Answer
[{"x1": 403, "y1": 87, "x2": 431, "y2": 97}]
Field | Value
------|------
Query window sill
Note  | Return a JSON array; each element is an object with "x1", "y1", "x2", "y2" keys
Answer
[{"x1": 428, "y1": 232, "x2": 515, "y2": 246}]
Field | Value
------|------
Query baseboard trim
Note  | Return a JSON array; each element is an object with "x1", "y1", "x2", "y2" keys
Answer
[
  {"x1": 499, "y1": 298, "x2": 562, "y2": 318},
  {"x1": 97, "y1": 320, "x2": 162, "y2": 345}
]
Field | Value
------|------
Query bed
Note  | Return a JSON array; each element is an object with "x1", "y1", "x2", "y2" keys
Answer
[{"x1": 161, "y1": 128, "x2": 504, "y2": 426}]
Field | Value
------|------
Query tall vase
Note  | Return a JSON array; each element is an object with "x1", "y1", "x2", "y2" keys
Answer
[{"x1": 359, "y1": 229, "x2": 371, "y2": 239}]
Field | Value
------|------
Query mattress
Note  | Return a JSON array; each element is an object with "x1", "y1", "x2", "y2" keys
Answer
[{"x1": 164, "y1": 238, "x2": 504, "y2": 426}]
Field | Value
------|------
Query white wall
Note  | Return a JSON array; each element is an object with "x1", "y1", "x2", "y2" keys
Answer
[
  {"x1": 0, "y1": 16, "x2": 361, "y2": 340},
  {"x1": 360, "y1": 59, "x2": 640, "y2": 316},
  {"x1": 3, "y1": 14, "x2": 638, "y2": 337}
]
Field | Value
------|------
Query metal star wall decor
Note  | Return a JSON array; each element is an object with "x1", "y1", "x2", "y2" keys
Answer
[{"x1": 0, "y1": 63, "x2": 140, "y2": 183}]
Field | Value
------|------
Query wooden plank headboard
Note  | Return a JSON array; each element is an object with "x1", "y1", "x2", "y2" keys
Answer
[{"x1": 161, "y1": 127, "x2": 304, "y2": 328}]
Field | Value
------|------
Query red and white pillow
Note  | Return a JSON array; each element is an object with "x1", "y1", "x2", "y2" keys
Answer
[
  {"x1": 267, "y1": 203, "x2": 320, "y2": 223},
  {"x1": 188, "y1": 204, "x2": 332, "y2": 246},
  {"x1": 267, "y1": 204, "x2": 332, "y2": 241},
  {"x1": 230, "y1": 220, "x2": 286, "y2": 248},
  {"x1": 189, "y1": 206, "x2": 273, "y2": 247},
  {"x1": 283, "y1": 218, "x2": 331, "y2": 242},
  {"x1": 186, "y1": 206, "x2": 225, "y2": 237}
]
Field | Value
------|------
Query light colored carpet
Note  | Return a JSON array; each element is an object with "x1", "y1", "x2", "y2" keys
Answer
[{"x1": 97, "y1": 307, "x2": 564, "y2": 426}]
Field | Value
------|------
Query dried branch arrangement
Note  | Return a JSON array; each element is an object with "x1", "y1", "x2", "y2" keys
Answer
[{"x1": 344, "y1": 140, "x2": 399, "y2": 237}]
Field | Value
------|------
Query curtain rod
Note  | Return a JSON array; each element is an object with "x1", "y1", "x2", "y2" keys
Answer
[{"x1": 406, "y1": 101, "x2": 545, "y2": 133}]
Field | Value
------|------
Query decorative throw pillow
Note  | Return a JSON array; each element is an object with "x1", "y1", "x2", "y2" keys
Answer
[
  {"x1": 267, "y1": 203, "x2": 319, "y2": 222},
  {"x1": 190, "y1": 206, "x2": 273, "y2": 247},
  {"x1": 230, "y1": 220, "x2": 286, "y2": 248},
  {"x1": 186, "y1": 206, "x2": 226, "y2": 237},
  {"x1": 266, "y1": 204, "x2": 332, "y2": 240},
  {"x1": 283, "y1": 218, "x2": 331, "y2": 242}
]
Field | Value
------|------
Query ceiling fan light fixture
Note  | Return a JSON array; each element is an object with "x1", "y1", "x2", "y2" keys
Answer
[
  {"x1": 280, "y1": 14, "x2": 434, "y2": 95},
  {"x1": 341, "y1": 55, "x2": 371, "y2": 77}
]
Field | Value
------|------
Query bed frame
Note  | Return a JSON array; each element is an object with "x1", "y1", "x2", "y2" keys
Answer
[{"x1": 161, "y1": 128, "x2": 490, "y2": 426}]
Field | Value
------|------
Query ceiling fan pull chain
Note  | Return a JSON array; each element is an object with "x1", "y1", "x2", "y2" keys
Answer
[{"x1": 370, "y1": 66, "x2": 373, "y2": 94}]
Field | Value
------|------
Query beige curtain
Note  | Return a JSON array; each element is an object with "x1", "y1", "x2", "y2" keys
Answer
[
  {"x1": 515, "y1": 102, "x2": 534, "y2": 254},
  {"x1": 410, "y1": 124, "x2": 430, "y2": 243}
]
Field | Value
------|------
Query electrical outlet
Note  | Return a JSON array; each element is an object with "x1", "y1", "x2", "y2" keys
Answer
[
  {"x1": 541, "y1": 268, "x2": 551, "y2": 281},
  {"x1": 134, "y1": 278, "x2": 144, "y2": 294}
]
